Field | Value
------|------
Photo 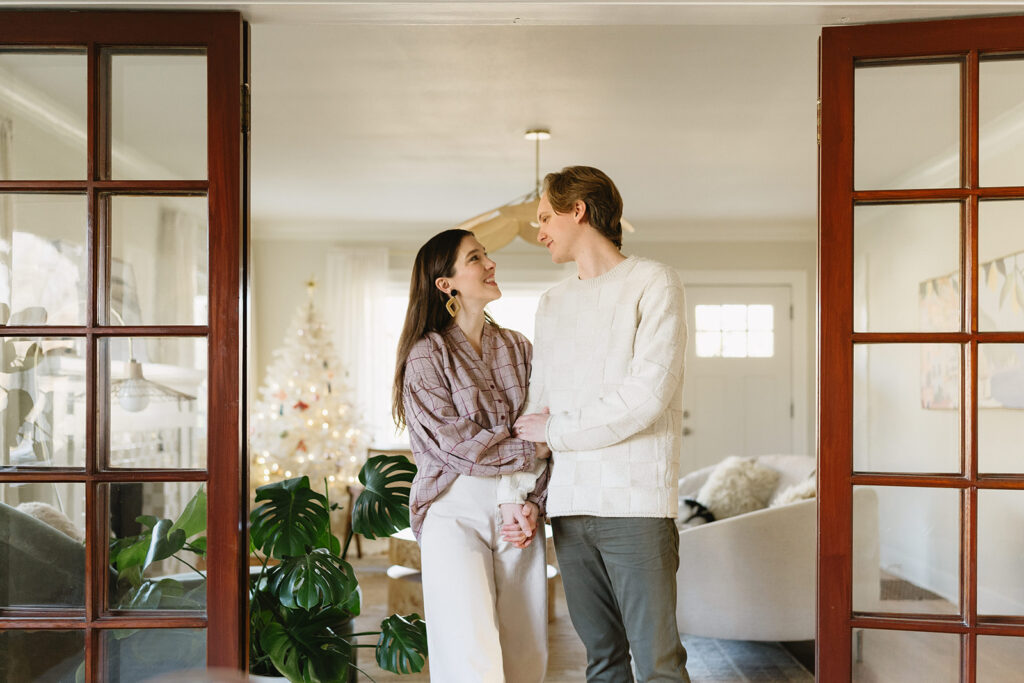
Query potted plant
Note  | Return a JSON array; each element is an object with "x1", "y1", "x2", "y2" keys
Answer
[
  {"x1": 95, "y1": 453, "x2": 425, "y2": 682},
  {"x1": 248, "y1": 453, "x2": 427, "y2": 682}
]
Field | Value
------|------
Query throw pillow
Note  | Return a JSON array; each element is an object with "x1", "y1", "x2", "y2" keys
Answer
[
  {"x1": 695, "y1": 455, "x2": 780, "y2": 521},
  {"x1": 16, "y1": 501, "x2": 84, "y2": 543}
]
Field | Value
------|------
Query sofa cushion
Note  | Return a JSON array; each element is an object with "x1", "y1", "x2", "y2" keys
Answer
[{"x1": 0, "y1": 501, "x2": 85, "y2": 608}]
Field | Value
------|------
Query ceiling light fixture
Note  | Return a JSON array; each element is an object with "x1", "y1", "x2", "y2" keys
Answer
[{"x1": 452, "y1": 128, "x2": 635, "y2": 252}]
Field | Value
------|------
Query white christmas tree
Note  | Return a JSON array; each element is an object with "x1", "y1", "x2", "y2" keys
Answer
[{"x1": 250, "y1": 281, "x2": 368, "y2": 504}]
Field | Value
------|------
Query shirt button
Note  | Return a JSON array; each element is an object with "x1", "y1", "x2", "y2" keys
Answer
[
  {"x1": 499, "y1": 416, "x2": 505, "y2": 421},
  {"x1": 497, "y1": 399, "x2": 503, "y2": 404},
  {"x1": 489, "y1": 384, "x2": 495, "y2": 389}
]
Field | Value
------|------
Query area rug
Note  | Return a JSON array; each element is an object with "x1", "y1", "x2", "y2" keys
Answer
[{"x1": 682, "y1": 635, "x2": 814, "y2": 682}]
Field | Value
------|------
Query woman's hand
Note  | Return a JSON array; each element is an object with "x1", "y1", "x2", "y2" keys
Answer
[
  {"x1": 513, "y1": 408, "x2": 550, "y2": 443},
  {"x1": 500, "y1": 502, "x2": 540, "y2": 549}
]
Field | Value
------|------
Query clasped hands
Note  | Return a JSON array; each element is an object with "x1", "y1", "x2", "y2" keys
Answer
[
  {"x1": 499, "y1": 501, "x2": 539, "y2": 549},
  {"x1": 501, "y1": 408, "x2": 553, "y2": 548}
]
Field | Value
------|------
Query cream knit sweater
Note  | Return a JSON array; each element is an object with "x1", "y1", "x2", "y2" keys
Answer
[{"x1": 497, "y1": 255, "x2": 687, "y2": 518}]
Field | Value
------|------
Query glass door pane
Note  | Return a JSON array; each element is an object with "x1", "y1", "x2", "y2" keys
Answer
[
  {"x1": 109, "y1": 51, "x2": 207, "y2": 181},
  {"x1": 980, "y1": 57, "x2": 1024, "y2": 188},
  {"x1": 855, "y1": 62, "x2": 961, "y2": 191},
  {"x1": 0, "y1": 49, "x2": 87, "y2": 180}
]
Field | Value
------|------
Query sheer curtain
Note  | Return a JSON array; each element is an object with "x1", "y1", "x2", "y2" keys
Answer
[
  {"x1": 0, "y1": 118, "x2": 12, "y2": 312},
  {"x1": 325, "y1": 246, "x2": 391, "y2": 447}
]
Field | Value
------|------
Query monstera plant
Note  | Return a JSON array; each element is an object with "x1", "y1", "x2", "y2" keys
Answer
[{"x1": 249, "y1": 453, "x2": 427, "y2": 682}]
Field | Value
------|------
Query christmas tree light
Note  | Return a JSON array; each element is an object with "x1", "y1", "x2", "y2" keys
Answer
[{"x1": 249, "y1": 281, "x2": 367, "y2": 504}]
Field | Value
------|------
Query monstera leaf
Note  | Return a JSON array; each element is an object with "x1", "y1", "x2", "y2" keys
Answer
[
  {"x1": 352, "y1": 454, "x2": 416, "y2": 539},
  {"x1": 376, "y1": 613, "x2": 428, "y2": 674},
  {"x1": 251, "y1": 476, "x2": 332, "y2": 559},
  {"x1": 264, "y1": 548, "x2": 358, "y2": 611},
  {"x1": 260, "y1": 606, "x2": 354, "y2": 683}
]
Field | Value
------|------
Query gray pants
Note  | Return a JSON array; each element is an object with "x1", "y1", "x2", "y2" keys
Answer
[{"x1": 552, "y1": 516, "x2": 690, "y2": 683}]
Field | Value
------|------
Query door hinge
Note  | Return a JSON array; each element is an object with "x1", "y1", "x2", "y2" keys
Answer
[
  {"x1": 242, "y1": 83, "x2": 251, "y2": 135},
  {"x1": 790, "y1": 401, "x2": 795, "y2": 419},
  {"x1": 816, "y1": 97, "x2": 821, "y2": 146},
  {"x1": 789, "y1": 304, "x2": 794, "y2": 320}
]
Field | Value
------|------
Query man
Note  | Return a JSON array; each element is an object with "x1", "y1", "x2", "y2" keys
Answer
[{"x1": 511, "y1": 165, "x2": 689, "y2": 682}]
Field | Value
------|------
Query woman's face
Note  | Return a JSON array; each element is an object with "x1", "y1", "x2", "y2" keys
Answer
[{"x1": 441, "y1": 235, "x2": 500, "y2": 307}]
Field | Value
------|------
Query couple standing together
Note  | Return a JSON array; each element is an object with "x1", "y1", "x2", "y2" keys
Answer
[{"x1": 393, "y1": 166, "x2": 690, "y2": 682}]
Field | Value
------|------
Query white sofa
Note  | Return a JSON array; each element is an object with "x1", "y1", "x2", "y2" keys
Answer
[{"x1": 675, "y1": 454, "x2": 879, "y2": 642}]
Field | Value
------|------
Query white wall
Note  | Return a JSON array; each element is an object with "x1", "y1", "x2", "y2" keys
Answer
[{"x1": 251, "y1": 229, "x2": 818, "y2": 453}]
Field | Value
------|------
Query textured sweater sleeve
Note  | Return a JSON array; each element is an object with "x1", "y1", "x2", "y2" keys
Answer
[
  {"x1": 404, "y1": 352, "x2": 535, "y2": 477},
  {"x1": 546, "y1": 268, "x2": 687, "y2": 452},
  {"x1": 522, "y1": 292, "x2": 550, "y2": 417}
]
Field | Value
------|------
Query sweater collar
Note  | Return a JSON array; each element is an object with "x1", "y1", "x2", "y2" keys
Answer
[{"x1": 567, "y1": 255, "x2": 639, "y2": 290}]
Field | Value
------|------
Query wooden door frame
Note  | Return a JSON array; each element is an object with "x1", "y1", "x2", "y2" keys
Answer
[
  {"x1": 819, "y1": 14, "x2": 1024, "y2": 682},
  {"x1": 0, "y1": 10, "x2": 246, "y2": 675}
]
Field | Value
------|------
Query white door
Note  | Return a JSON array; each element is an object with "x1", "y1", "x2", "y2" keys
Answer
[{"x1": 680, "y1": 284, "x2": 793, "y2": 474}]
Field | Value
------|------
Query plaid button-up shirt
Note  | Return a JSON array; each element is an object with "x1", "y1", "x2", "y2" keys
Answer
[{"x1": 403, "y1": 322, "x2": 550, "y2": 539}]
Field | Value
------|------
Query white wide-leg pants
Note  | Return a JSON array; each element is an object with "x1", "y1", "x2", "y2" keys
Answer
[{"x1": 419, "y1": 474, "x2": 548, "y2": 683}]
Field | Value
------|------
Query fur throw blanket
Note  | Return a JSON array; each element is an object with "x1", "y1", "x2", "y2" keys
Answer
[{"x1": 681, "y1": 456, "x2": 780, "y2": 525}]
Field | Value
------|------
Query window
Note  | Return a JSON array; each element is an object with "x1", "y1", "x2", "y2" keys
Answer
[{"x1": 694, "y1": 304, "x2": 774, "y2": 358}]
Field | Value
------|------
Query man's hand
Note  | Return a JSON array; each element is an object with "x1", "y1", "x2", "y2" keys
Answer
[{"x1": 513, "y1": 408, "x2": 550, "y2": 443}]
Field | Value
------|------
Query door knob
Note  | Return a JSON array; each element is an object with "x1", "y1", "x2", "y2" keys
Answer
[
  {"x1": 683, "y1": 410, "x2": 690, "y2": 419},
  {"x1": 682, "y1": 427, "x2": 692, "y2": 436}
]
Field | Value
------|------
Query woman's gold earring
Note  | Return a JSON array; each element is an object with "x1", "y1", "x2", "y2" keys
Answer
[{"x1": 445, "y1": 290, "x2": 460, "y2": 317}]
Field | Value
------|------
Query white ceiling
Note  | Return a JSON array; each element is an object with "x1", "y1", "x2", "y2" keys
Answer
[
  {"x1": 250, "y1": 23, "x2": 823, "y2": 241},
  {"x1": 7, "y1": 1, "x2": 1024, "y2": 243}
]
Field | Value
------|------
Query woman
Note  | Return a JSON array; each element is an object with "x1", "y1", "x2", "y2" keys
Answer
[{"x1": 392, "y1": 229, "x2": 550, "y2": 682}]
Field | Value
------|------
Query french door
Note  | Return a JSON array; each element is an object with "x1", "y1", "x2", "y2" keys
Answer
[
  {"x1": 820, "y1": 15, "x2": 1024, "y2": 682},
  {"x1": 0, "y1": 11, "x2": 246, "y2": 681}
]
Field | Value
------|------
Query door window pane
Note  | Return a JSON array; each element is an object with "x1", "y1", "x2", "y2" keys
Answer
[
  {"x1": 980, "y1": 57, "x2": 1024, "y2": 187},
  {"x1": 0, "y1": 50, "x2": 87, "y2": 180},
  {"x1": 853, "y1": 344, "x2": 961, "y2": 473},
  {"x1": 104, "y1": 337, "x2": 206, "y2": 469},
  {"x1": 693, "y1": 304, "x2": 775, "y2": 358},
  {"x1": 977, "y1": 635, "x2": 1024, "y2": 681},
  {"x1": 854, "y1": 203, "x2": 961, "y2": 333},
  {"x1": 0, "y1": 629, "x2": 83, "y2": 682},
  {"x1": 0, "y1": 337, "x2": 86, "y2": 469},
  {"x1": 855, "y1": 62, "x2": 961, "y2": 190},
  {"x1": 102, "y1": 628, "x2": 205, "y2": 682},
  {"x1": 1, "y1": 482, "x2": 85, "y2": 609},
  {"x1": 978, "y1": 489, "x2": 1024, "y2": 617},
  {"x1": 0, "y1": 193, "x2": 87, "y2": 326},
  {"x1": 978, "y1": 200, "x2": 1024, "y2": 332},
  {"x1": 109, "y1": 51, "x2": 207, "y2": 181},
  {"x1": 106, "y1": 481, "x2": 206, "y2": 612},
  {"x1": 978, "y1": 344, "x2": 1024, "y2": 474},
  {"x1": 851, "y1": 628, "x2": 960, "y2": 682},
  {"x1": 108, "y1": 195, "x2": 208, "y2": 327},
  {"x1": 853, "y1": 485, "x2": 960, "y2": 616}
]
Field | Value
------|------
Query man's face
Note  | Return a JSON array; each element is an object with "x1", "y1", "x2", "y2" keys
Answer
[{"x1": 536, "y1": 194, "x2": 581, "y2": 264}]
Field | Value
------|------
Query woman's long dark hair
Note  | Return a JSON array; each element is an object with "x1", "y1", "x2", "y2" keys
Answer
[{"x1": 392, "y1": 229, "x2": 497, "y2": 429}]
